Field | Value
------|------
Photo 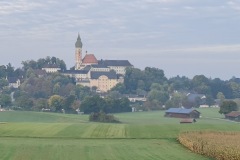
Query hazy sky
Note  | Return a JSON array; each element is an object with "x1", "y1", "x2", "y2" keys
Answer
[{"x1": 0, "y1": 0, "x2": 240, "y2": 80}]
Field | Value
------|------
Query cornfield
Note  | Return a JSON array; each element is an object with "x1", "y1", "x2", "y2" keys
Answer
[{"x1": 178, "y1": 131, "x2": 240, "y2": 160}]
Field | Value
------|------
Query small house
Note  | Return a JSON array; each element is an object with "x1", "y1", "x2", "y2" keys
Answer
[
  {"x1": 165, "y1": 108, "x2": 200, "y2": 119},
  {"x1": 125, "y1": 94, "x2": 147, "y2": 102},
  {"x1": 225, "y1": 111, "x2": 240, "y2": 122},
  {"x1": 6, "y1": 77, "x2": 21, "y2": 88},
  {"x1": 187, "y1": 93, "x2": 206, "y2": 103},
  {"x1": 42, "y1": 64, "x2": 61, "y2": 73}
]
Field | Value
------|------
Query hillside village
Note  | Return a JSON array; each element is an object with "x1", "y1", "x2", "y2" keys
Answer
[{"x1": 0, "y1": 34, "x2": 240, "y2": 120}]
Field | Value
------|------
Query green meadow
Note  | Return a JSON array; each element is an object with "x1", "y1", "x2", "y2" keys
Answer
[{"x1": 0, "y1": 108, "x2": 239, "y2": 160}]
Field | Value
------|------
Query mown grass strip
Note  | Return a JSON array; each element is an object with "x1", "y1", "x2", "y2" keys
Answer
[{"x1": 0, "y1": 138, "x2": 211, "y2": 160}]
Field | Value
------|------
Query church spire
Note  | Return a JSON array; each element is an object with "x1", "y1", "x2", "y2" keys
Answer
[{"x1": 75, "y1": 33, "x2": 83, "y2": 48}]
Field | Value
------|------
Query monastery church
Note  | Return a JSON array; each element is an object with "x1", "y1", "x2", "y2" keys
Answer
[{"x1": 59, "y1": 34, "x2": 133, "y2": 92}]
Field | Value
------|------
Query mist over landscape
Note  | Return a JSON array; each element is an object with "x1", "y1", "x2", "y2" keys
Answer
[
  {"x1": 1, "y1": 0, "x2": 240, "y2": 160},
  {"x1": 1, "y1": 0, "x2": 240, "y2": 79}
]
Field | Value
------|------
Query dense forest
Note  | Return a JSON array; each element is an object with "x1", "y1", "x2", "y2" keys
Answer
[{"x1": 0, "y1": 56, "x2": 240, "y2": 113}]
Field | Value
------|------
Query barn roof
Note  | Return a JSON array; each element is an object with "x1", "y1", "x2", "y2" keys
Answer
[
  {"x1": 180, "y1": 118, "x2": 194, "y2": 123},
  {"x1": 165, "y1": 108, "x2": 200, "y2": 114},
  {"x1": 225, "y1": 111, "x2": 240, "y2": 117}
]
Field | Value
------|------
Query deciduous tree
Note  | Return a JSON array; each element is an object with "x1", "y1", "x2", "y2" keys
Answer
[
  {"x1": 48, "y1": 95, "x2": 64, "y2": 112},
  {"x1": 0, "y1": 94, "x2": 12, "y2": 107},
  {"x1": 219, "y1": 100, "x2": 238, "y2": 114}
]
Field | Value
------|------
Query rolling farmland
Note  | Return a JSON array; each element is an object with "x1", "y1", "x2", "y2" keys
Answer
[{"x1": 0, "y1": 108, "x2": 239, "y2": 160}]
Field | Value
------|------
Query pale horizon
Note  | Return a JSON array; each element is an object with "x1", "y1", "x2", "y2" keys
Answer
[{"x1": 1, "y1": 0, "x2": 240, "y2": 80}]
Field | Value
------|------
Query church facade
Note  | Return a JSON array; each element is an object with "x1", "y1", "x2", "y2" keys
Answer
[{"x1": 61, "y1": 34, "x2": 133, "y2": 92}]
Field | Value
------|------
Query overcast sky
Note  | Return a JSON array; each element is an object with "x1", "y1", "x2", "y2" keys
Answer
[{"x1": 0, "y1": 0, "x2": 240, "y2": 80}]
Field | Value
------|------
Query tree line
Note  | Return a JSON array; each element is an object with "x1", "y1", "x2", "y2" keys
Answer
[
  {"x1": 0, "y1": 56, "x2": 240, "y2": 113},
  {"x1": 111, "y1": 67, "x2": 240, "y2": 110}
]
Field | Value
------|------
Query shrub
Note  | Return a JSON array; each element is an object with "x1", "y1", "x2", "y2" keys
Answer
[{"x1": 89, "y1": 111, "x2": 120, "y2": 123}]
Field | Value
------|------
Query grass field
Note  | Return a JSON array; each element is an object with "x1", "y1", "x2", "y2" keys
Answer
[{"x1": 0, "y1": 108, "x2": 239, "y2": 160}]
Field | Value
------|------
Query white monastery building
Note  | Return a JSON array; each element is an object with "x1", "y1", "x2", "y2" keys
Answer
[{"x1": 60, "y1": 34, "x2": 133, "y2": 92}]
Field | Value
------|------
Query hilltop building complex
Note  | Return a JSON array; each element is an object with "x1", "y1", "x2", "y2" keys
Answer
[{"x1": 57, "y1": 34, "x2": 133, "y2": 92}]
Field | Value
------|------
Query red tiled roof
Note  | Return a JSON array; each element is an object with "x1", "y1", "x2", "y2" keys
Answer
[
  {"x1": 225, "y1": 111, "x2": 240, "y2": 117},
  {"x1": 82, "y1": 54, "x2": 98, "y2": 64}
]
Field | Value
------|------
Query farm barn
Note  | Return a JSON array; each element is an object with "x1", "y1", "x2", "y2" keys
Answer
[
  {"x1": 225, "y1": 111, "x2": 240, "y2": 122},
  {"x1": 165, "y1": 108, "x2": 200, "y2": 119}
]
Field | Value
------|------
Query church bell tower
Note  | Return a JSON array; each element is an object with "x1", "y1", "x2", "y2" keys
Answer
[{"x1": 75, "y1": 33, "x2": 83, "y2": 70}]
